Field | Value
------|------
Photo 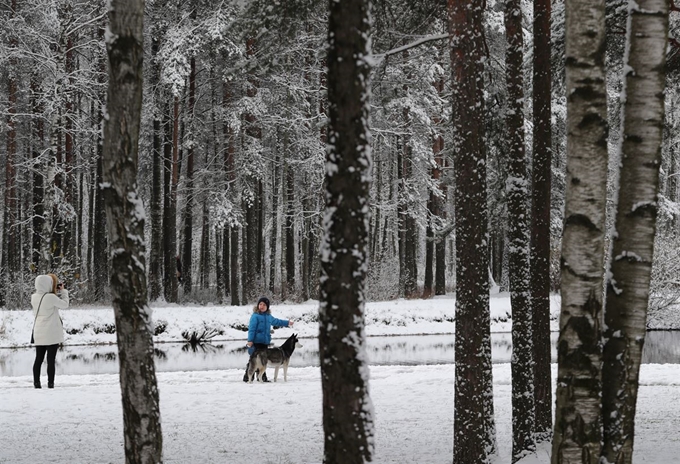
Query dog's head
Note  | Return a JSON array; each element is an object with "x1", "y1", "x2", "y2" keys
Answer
[{"x1": 293, "y1": 333, "x2": 302, "y2": 349}]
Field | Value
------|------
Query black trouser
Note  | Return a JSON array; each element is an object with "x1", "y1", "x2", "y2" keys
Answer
[{"x1": 33, "y1": 344, "x2": 59, "y2": 385}]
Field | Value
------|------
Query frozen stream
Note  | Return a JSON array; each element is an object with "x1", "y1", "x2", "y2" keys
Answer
[{"x1": 1, "y1": 331, "x2": 679, "y2": 377}]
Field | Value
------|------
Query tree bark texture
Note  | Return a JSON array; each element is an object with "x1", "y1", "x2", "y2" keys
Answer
[
  {"x1": 601, "y1": 3, "x2": 668, "y2": 463},
  {"x1": 531, "y1": 0, "x2": 553, "y2": 442},
  {"x1": 319, "y1": 0, "x2": 374, "y2": 460},
  {"x1": 447, "y1": 0, "x2": 496, "y2": 461},
  {"x1": 505, "y1": 0, "x2": 536, "y2": 460},
  {"x1": 102, "y1": 1, "x2": 163, "y2": 461},
  {"x1": 148, "y1": 34, "x2": 163, "y2": 302},
  {"x1": 182, "y1": 55, "x2": 196, "y2": 296},
  {"x1": 551, "y1": 0, "x2": 609, "y2": 462}
]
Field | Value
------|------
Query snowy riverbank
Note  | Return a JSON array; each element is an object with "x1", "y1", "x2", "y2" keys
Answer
[{"x1": 1, "y1": 293, "x2": 562, "y2": 348}]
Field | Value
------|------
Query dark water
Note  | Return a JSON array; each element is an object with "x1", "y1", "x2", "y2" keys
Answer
[{"x1": 1, "y1": 331, "x2": 678, "y2": 377}]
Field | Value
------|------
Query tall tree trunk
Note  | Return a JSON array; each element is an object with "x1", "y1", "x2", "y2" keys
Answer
[
  {"x1": 531, "y1": 0, "x2": 553, "y2": 443},
  {"x1": 269, "y1": 148, "x2": 280, "y2": 293},
  {"x1": 31, "y1": 79, "x2": 45, "y2": 271},
  {"x1": 224, "y1": 81, "x2": 240, "y2": 305},
  {"x1": 447, "y1": 0, "x2": 496, "y2": 461},
  {"x1": 285, "y1": 156, "x2": 296, "y2": 298},
  {"x1": 433, "y1": 111, "x2": 446, "y2": 296},
  {"x1": 199, "y1": 199, "x2": 210, "y2": 290},
  {"x1": 182, "y1": 55, "x2": 196, "y2": 296},
  {"x1": 148, "y1": 34, "x2": 163, "y2": 302},
  {"x1": 163, "y1": 97, "x2": 180, "y2": 303},
  {"x1": 601, "y1": 3, "x2": 668, "y2": 463},
  {"x1": 101, "y1": 1, "x2": 163, "y2": 461},
  {"x1": 92, "y1": 26, "x2": 109, "y2": 302},
  {"x1": 551, "y1": 0, "x2": 609, "y2": 461},
  {"x1": 319, "y1": 0, "x2": 374, "y2": 459},
  {"x1": 1, "y1": 0, "x2": 19, "y2": 307},
  {"x1": 505, "y1": 0, "x2": 535, "y2": 460},
  {"x1": 422, "y1": 190, "x2": 434, "y2": 299}
]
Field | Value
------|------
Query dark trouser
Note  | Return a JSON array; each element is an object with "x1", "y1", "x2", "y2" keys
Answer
[{"x1": 33, "y1": 344, "x2": 59, "y2": 385}]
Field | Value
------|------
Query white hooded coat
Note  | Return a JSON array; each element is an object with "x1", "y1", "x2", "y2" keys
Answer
[{"x1": 31, "y1": 275, "x2": 68, "y2": 345}]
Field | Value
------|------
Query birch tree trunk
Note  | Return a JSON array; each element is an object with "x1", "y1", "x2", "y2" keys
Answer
[
  {"x1": 447, "y1": 0, "x2": 496, "y2": 461},
  {"x1": 504, "y1": 0, "x2": 535, "y2": 460},
  {"x1": 101, "y1": 0, "x2": 163, "y2": 461},
  {"x1": 551, "y1": 0, "x2": 609, "y2": 462},
  {"x1": 601, "y1": 2, "x2": 669, "y2": 463},
  {"x1": 531, "y1": 0, "x2": 553, "y2": 442},
  {"x1": 318, "y1": 0, "x2": 374, "y2": 460}
]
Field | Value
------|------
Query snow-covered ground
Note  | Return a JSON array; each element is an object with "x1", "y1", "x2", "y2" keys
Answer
[{"x1": 1, "y1": 294, "x2": 679, "y2": 463}]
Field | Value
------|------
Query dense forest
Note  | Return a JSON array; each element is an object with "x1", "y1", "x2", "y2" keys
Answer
[{"x1": 0, "y1": 0, "x2": 679, "y2": 313}]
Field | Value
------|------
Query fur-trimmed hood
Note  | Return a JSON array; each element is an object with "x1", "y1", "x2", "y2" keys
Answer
[{"x1": 252, "y1": 306, "x2": 271, "y2": 315}]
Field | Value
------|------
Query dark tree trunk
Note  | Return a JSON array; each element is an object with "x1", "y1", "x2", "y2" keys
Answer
[
  {"x1": 31, "y1": 79, "x2": 45, "y2": 271},
  {"x1": 92, "y1": 26, "x2": 108, "y2": 302},
  {"x1": 505, "y1": 0, "x2": 536, "y2": 459},
  {"x1": 199, "y1": 199, "x2": 210, "y2": 290},
  {"x1": 269, "y1": 148, "x2": 280, "y2": 293},
  {"x1": 285, "y1": 159, "x2": 296, "y2": 298},
  {"x1": 101, "y1": 1, "x2": 163, "y2": 461},
  {"x1": 148, "y1": 34, "x2": 163, "y2": 302},
  {"x1": 531, "y1": 0, "x2": 553, "y2": 442},
  {"x1": 422, "y1": 190, "x2": 434, "y2": 299},
  {"x1": 448, "y1": 0, "x2": 496, "y2": 461},
  {"x1": 319, "y1": 0, "x2": 374, "y2": 459},
  {"x1": 433, "y1": 124, "x2": 446, "y2": 296},
  {"x1": 182, "y1": 55, "x2": 196, "y2": 296},
  {"x1": 163, "y1": 97, "x2": 180, "y2": 303}
]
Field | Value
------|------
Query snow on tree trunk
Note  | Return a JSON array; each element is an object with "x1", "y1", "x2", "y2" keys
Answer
[
  {"x1": 101, "y1": 1, "x2": 163, "y2": 462},
  {"x1": 504, "y1": 0, "x2": 536, "y2": 460},
  {"x1": 530, "y1": 0, "x2": 553, "y2": 442},
  {"x1": 318, "y1": 0, "x2": 374, "y2": 460},
  {"x1": 551, "y1": 0, "x2": 609, "y2": 462},
  {"x1": 601, "y1": 2, "x2": 669, "y2": 463},
  {"x1": 447, "y1": 1, "x2": 496, "y2": 461}
]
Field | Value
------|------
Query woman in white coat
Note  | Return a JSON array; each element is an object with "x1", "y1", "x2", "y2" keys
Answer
[{"x1": 31, "y1": 274, "x2": 69, "y2": 388}]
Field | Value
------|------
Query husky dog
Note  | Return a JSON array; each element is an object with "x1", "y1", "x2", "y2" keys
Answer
[
  {"x1": 266, "y1": 333, "x2": 303, "y2": 382},
  {"x1": 246, "y1": 349, "x2": 268, "y2": 383}
]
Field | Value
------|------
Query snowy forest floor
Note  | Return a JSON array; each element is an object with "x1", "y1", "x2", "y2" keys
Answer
[
  {"x1": 1, "y1": 294, "x2": 679, "y2": 463},
  {"x1": 1, "y1": 364, "x2": 679, "y2": 463}
]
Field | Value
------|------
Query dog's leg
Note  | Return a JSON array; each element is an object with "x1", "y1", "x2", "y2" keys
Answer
[
  {"x1": 283, "y1": 360, "x2": 289, "y2": 382},
  {"x1": 273, "y1": 365, "x2": 279, "y2": 382}
]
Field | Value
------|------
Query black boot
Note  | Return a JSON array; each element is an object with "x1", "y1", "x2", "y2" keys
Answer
[
  {"x1": 48, "y1": 382, "x2": 54, "y2": 389},
  {"x1": 34, "y1": 381, "x2": 41, "y2": 389},
  {"x1": 262, "y1": 372, "x2": 269, "y2": 383},
  {"x1": 243, "y1": 364, "x2": 249, "y2": 383}
]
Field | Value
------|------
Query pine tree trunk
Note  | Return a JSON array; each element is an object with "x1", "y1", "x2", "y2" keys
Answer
[
  {"x1": 31, "y1": 79, "x2": 45, "y2": 271},
  {"x1": 319, "y1": 0, "x2": 374, "y2": 459},
  {"x1": 182, "y1": 56, "x2": 196, "y2": 296},
  {"x1": 285, "y1": 159, "x2": 296, "y2": 298},
  {"x1": 448, "y1": 1, "x2": 496, "y2": 461},
  {"x1": 148, "y1": 34, "x2": 163, "y2": 302},
  {"x1": 531, "y1": 0, "x2": 553, "y2": 442},
  {"x1": 163, "y1": 97, "x2": 180, "y2": 303},
  {"x1": 505, "y1": 0, "x2": 535, "y2": 459},
  {"x1": 601, "y1": 3, "x2": 668, "y2": 463},
  {"x1": 269, "y1": 148, "x2": 280, "y2": 293},
  {"x1": 551, "y1": 0, "x2": 609, "y2": 461},
  {"x1": 422, "y1": 191, "x2": 434, "y2": 299},
  {"x1": 101, "y1": 1, "x2": 163, "y2": 461}
]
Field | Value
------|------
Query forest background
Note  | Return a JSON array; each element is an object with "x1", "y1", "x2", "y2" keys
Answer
[{"x1": 0, "y1": 0, "x2": 679, "y2": 316}]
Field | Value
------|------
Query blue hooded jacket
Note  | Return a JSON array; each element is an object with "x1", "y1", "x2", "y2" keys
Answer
[{"x1": 247, "y1": 307, "x2": 289, "y2": 355}]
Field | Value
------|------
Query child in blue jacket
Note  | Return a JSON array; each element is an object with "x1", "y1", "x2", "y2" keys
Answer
[{"x1": 243, "y1": 296, "x2": 294, "y2": 382}]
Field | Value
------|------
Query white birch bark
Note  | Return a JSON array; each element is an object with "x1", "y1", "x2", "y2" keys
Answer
[
  {"x1": 102, "y1": 0, "x2": 164, "y2": 462},
  {"x1": 551, "y1": 1, "x2": 609, "y2": 462},
  {"x1": 601, "y1": 2, "x2": 669, "y2": 463}
]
